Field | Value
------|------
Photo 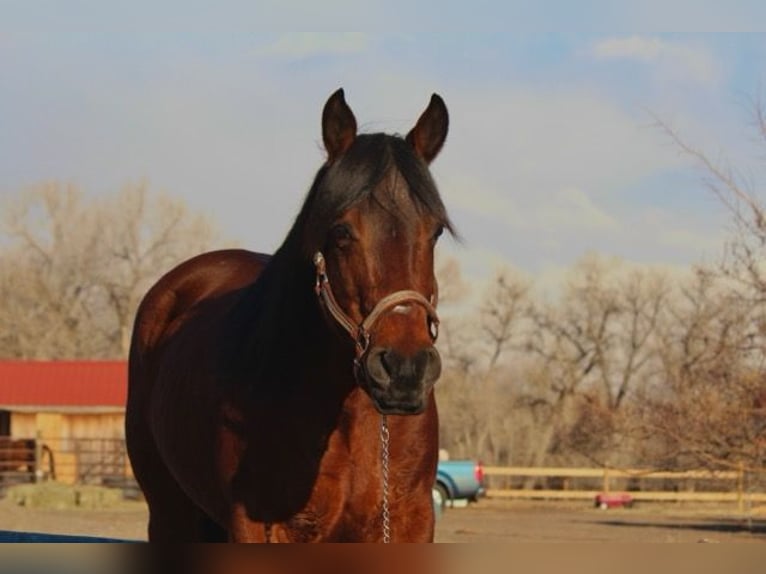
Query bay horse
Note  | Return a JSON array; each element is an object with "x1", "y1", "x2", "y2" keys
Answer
[{"x1": 126, "y1": 89, "x2": 453, "y2": 542}]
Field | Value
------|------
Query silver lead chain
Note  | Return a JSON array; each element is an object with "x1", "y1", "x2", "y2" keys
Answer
[{"x1": 380, "y1": 414, "x2": 391, "y2": 543}]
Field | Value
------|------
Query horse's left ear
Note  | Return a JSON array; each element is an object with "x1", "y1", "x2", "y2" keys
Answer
[
  {"x1": 322, "y1": 88, "x2": 357, "y2": 163},
  {"x1": 406, "y1": 94, "x2": 449, "y2": 164}
]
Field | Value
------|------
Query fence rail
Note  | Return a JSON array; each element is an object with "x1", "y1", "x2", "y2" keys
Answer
[
  {"x1": 0, "y1": 437, "x2": 36, "y2": 485},
  {"x1": 6, "y1": 438, "x2": 766, "y2": 510},
  {"x1": 483, "y1": 465, "x2": 766, "y2": 509},
  {"x1": 0, "y1": 437, "x2": 133, "y2": 490}
]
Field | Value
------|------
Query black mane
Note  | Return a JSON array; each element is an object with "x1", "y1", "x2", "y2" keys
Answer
[{"x1": 295, "y1": 133, "x2": 454, "y2": 256}]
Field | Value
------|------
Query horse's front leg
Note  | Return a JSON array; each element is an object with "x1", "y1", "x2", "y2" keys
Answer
[
  {"x1": 229, "y1": 504, "x2": 287, "y2": 542},
  {"x1": 389, "y1": 491, "x2": 436, "y2": 542},
  {"x1": 229, "y1": 504, "x2": 266, "y2": 542}
]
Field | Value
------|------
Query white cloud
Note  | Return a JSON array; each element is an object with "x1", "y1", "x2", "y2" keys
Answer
[
  {"x1": 541, "y1": 187, "x2": 619, "y2": 231},
  {"x1": 438, "y1": 87, "x2": 686, "y2": 231},
  {"x1": 263, "y1": 33, "x2": 368, "y2": 59},
  {"x1": 590, "y1": 35, "x2": 721, "y2": 86},
  {"x1": 425, "y1": 84, "x2": 720, "y2": 286},
  {"x1": 442, "y1": 87, "x2": 687, "y2": 200},
  {"x1": 442, "y1": 175, "x2": 523, "y2": 227},
  {"x1": 447, "y1": 182, "x2": 617, "y2": 234}
]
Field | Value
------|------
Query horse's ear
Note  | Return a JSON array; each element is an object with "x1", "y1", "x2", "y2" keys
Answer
[
  {"x1": 406, "y1": 94, "x2": 449, "y2": 164},
  {"x1": 322, "y1": 88, "x2": 357, "y2": 163}
]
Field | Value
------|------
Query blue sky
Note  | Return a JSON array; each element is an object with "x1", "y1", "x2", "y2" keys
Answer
[{"x1": 3, "y1": 16, "x2": 766, "y2": 289}]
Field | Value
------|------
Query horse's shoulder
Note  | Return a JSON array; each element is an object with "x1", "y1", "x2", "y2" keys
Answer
[
  {"x1": 152, "y1": 249, "x2": 269, "y2": 296},
  {"x1": 132, "y1": 249, "x2": 271, "y2": 351},
  {"x1": 174, "y1": 248, "x2": 271, "y2": 280}
]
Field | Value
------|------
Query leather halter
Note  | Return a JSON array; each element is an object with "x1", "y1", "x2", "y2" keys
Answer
[{"x1": 313, "y1": 251, "x2": 440, "y2": 359}]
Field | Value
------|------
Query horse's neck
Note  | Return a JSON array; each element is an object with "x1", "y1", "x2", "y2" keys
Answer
[
  {"x1": 249, "y1": 237, "x2": 362, "y2": 394},
  {"x1": 237, "y1": 251, "x2": 330, "y2": 385}
]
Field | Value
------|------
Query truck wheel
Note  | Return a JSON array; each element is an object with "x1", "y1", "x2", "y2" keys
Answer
[{"x1": 433, "y1": 483, "x2": 449, "y2": 512}]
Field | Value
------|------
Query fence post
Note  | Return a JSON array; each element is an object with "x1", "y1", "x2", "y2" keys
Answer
[
  {"x1": 737, "y1": 461, "x2": 744, "y2": 516},
  {"x1": 602, "y1": 467, "x2": 610, "y2": 493},
  {"x1": 34, "y1": 431, "x2": 42, "y2": 483},
  {"x1": 74, "y1": 439, "x2": 81, "y2": 484}
]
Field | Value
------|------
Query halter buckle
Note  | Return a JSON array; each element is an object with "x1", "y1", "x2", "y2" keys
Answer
[
  {"x1": 313, "y1": 252, "x2": 327, "y2": 296},
  {"x1": 355, "y1": 328, "x2": 371, "y2": 357}
]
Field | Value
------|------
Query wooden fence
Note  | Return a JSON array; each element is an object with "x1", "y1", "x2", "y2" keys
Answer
[
  {"x1": 483, "y1": 466, "x2": 766, "y2": 511},
  {"x1": 0, "y1": 437, "x2": 133, "y2": 490}
]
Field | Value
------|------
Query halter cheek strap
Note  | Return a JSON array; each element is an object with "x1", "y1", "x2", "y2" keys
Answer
[{"x1": 313, "y1": 251, "x2": 439, "y2": 358}]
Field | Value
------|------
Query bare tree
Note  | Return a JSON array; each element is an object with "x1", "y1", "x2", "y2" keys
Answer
[
  {"x1": 436, "y1": 255, "x2": 667, "y2": 470},
  {"x1": 645, "y1": 96, "x2": 766, "y2": 472},
  {"x1": 92, "y1": 183, "x2": 219, "y2": 355},
  {"x1": 521, "y1": 255, "x2": 667, "y2": 468},
  {"x1": 480, "y1": 272, "x2": 529, "y2": 373},
  {"x1": 519, "y1": 259, "x2": 613, "y2": 470},
  {"x1": 434, "y1": 256, "x2": 476, "y2": 375},
  {"x1": 635, "y1": 269, "x2": 766, "y2": 471},
  {"x1": 436, "y1": 265, "x2": 529, "y2": 464},
  {"x1": 1, "y1": 183, "x2": 103, "y2": 358},
  {"x1": 653, "y1": 101, "x2": 766, "y2": 316},
  {"x1": 598, "y1": 268, "x2": 668, "y2": 411},
  {"x1": 0, "y1": 182, "x2": 222, "y2": 359}
]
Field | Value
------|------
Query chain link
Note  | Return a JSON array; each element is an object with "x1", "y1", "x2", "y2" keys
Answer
[{"x1": 380, "y1": 414, "x2": 391, "y2": 543}]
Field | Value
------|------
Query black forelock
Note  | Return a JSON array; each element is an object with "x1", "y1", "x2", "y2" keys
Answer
[{"x1": 288, "y1": 133, "x2": 454, "y2": 259}]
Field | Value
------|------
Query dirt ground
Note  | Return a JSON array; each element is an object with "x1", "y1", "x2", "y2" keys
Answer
[
  {"x1": 1, "y1": 497, "x2": 765, "y2": 543},
  {"x1": 437, "y1": 499, "x2": 766, "y2": 543}
]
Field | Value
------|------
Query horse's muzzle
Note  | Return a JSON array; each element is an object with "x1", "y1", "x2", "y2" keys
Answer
[{"x1": 360, "y1": 346, "x2": 442, "y2": 415}]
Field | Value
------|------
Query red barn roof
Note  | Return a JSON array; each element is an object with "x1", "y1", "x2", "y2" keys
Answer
[{"x1": 0, "y1": 361, "x2": 127, "y2": 408}]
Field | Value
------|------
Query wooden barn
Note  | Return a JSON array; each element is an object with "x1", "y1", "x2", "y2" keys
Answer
[{"x1": 0, "y1": 361, "x2": 129, "y2": 485}]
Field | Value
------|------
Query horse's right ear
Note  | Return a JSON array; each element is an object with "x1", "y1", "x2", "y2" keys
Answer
[
  {"x1": 406, "y1": 94, "x2": 449, "y2": 164},
  {"x1": 322, "y1": 88, "x2": 357, "y2": 163}
]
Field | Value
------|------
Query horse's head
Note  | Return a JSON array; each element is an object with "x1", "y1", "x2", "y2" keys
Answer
[{"x1": 306, "y1": 89, "x2": 453, "y2": 415}]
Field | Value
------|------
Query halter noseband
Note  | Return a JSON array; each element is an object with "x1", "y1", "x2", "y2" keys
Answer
[{"x1": 313, "y1": 251, "x2": 440, "y2": 359}]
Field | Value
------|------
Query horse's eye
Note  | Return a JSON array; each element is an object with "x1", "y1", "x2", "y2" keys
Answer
[
  {"x1": 432, "y1": 225, "x2": 445, "y2": 242},
  {"x1": 330, "y1": 223, "x2": 354, "y2": 246}
]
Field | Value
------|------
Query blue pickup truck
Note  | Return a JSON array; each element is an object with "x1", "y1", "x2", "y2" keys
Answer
[{"x1": 433, "y1": 460, "x2": 485, "y2": 511}]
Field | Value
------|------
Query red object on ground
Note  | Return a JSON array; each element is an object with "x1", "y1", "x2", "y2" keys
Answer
[
  {"x1": 595, "y1": 492, "x2": 634, "y2": 509},
  {"x1": 474, "y1": 461, "x2": 485, "y2": 486}
]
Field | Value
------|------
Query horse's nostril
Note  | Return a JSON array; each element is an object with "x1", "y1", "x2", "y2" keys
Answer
[
  {"x1": 379, "y1": 350, "x2": 393, "y2": 374},
  {"x1": 365, "y1": 347, "x2": 393, "y2": 387},
  {"x1": 423, "y1": 347, "x2": 442, "y2": 383}
]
